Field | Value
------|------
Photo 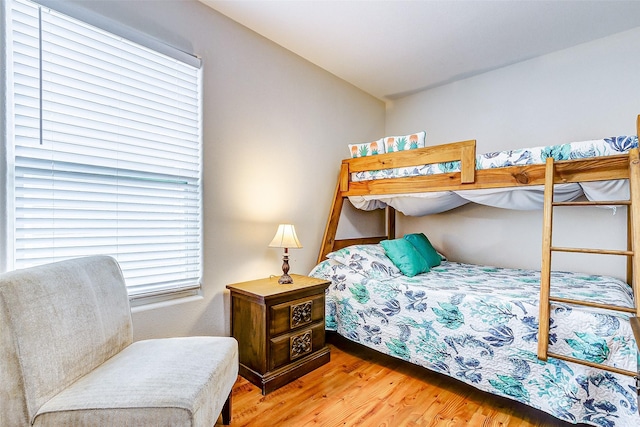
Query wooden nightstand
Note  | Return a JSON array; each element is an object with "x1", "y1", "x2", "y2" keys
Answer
[{"x1": 226, "y1": 274, "x2": 331, "y2": 394}]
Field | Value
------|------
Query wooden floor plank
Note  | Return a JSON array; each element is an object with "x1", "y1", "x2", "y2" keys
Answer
[{"x1": 217, "y1": 334, "x2": 582, "y2": 426}]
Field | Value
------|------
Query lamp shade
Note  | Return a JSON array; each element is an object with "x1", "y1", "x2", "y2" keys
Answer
[{"x1": 268, "y1": 224, "x2": 302, "y2": 249}]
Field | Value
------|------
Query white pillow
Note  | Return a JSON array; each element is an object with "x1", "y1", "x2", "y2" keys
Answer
[
  {"x1": 327, "y1": 244, "x2": 401, "y2": 280},
  {"x1": 384, "y1": 131, "x2": 426, "y2": 153},
  {"x1": 348, "y1": 138, "x2": 384, "y2": 158}
]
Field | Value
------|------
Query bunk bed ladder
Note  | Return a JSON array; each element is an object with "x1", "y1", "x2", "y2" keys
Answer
[{"x1": 537, "y1": 150, "x2": 640, "y2": 378}]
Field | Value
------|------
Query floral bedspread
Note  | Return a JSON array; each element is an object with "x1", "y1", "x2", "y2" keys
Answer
[
  {"x1": 310, "y1": 257, "x2": 640, "y2": 426},
  {"x1": 354, "y1": 135, "x2": 639, "y2": 182}
]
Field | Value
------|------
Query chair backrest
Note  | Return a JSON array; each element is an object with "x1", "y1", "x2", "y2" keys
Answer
[{"x1": 0, "y1": 256, "x2": 133, "y2": 426}]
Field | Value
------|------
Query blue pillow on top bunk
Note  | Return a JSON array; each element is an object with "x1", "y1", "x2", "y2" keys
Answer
[
  {"x1": 380, "y1": 239, "x2": 430, "y2": 277},
  {"x1": 404, "y1": 233, "x2": 442, "y2": 268}
]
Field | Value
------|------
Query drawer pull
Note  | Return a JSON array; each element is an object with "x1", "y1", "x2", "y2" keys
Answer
[
  {"x1": 290, "y1": 329, "x2": 312, "y2": 360},
  {"x1": 290, "y1": 300, "x2": 312, "y2": 328}
]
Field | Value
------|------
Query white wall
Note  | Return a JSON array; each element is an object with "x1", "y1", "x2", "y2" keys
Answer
[
  {"x1": 68, "y1": 0, "x2": 384, "y2": 339},
  {"x1": 385, "y1": 27, "x2": 640, "y2": 279},
  {"x1": 11, "y1": 1, "x2": 638, "y2": 339}
]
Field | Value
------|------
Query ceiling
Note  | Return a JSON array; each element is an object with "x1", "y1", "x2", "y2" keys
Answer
[{"x1": 201, "y1": 0, "x2": 640, "y2": 101}]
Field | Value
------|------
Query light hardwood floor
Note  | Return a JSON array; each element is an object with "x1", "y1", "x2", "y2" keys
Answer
[{"x1": 218, "y1": 334, "x2": 581, "y2": 426}]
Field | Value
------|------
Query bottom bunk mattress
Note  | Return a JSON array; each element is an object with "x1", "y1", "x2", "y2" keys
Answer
[{"x1": 309, "y1": 245, "x2": 639, "y2": 427}]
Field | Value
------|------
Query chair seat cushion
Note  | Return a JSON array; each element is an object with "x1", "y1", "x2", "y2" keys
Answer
[{"x1": 33, "y1": 336, "x2": 238, "y2": 427}]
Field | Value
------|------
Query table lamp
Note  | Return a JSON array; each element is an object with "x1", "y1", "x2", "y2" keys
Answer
[{"x1": 268, "y1": 224, "x2": 302, "y2": 284}]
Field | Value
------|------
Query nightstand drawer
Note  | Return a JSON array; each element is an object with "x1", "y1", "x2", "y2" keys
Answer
[
  {"x1": 269, "y1": 321, "x2": 325, "y2": 370},
  {"x1": 270, "y1": 294, "x2": 325, "y2": 335}
]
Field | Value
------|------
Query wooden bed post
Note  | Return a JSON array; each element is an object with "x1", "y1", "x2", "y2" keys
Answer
[
  {"x1": 317, "y1": 177, "x2": 345, "y2": 264},
  {"x1": 537, "y1": 157, "x2": 555, "y2": 361},
  {"x1": 627, "y1": 206, "x2": 633, "y2": 287},
  {"x1": 633, "y1": 115, "x2": 640, "y2": 315},
  {"x1": 629, "y1": 147, "x2": 640, "y2": 316},
  {"x1": 630, "y1": 121, "x2": 640, "y2": 411},
  {"x1": 387, "y1": 206, "x2": 396, "y2": 240},
  {"x1": 630, "y1": 117, "x2": 640, "y2": 288}
]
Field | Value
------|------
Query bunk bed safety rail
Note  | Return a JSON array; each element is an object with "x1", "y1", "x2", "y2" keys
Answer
[
  {"x1": 340, "y1": 139, "x2": 477, "y2": 194},
  {"x1": 340, "y1": 143, "x2": 636, "y2": 197}
]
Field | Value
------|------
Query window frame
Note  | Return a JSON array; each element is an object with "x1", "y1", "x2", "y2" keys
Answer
[{"x1": 3, "y1": 0, "x2": 204, "y2": 302}]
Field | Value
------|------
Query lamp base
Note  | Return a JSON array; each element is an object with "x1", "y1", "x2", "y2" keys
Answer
[
  {"x1": 278, "y1": 273, "x2": 293, "y2": 284},
  {"x1": 279, "y1": 251, "x2": 293, "y2": 284}
]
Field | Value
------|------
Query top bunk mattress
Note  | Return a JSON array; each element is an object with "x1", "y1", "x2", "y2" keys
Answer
[{"x1": 349, "y1": 135, "x2": 639, "y2": 215}]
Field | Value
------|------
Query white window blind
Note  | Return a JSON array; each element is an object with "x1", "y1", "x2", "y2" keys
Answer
[{"x1": 10, "y1": 0, "x2": 202, "y2": 298}]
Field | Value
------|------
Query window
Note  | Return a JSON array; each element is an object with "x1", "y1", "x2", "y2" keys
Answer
[{"x1": 5, "y1": 0, "x2": 203, "y2": 298}]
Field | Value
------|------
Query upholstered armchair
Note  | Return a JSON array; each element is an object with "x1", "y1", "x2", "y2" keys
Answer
[{"x1": 0, "y1": 256, "x2": 238, "y2": 426}]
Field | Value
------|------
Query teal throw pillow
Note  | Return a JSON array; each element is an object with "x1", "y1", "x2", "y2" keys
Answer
[
  {"x1": 404, "y1": 233, "x2": 442, "y2": 268},
  {"x1": 380, "y1": 238, "x2": 429, "y2": 277}
]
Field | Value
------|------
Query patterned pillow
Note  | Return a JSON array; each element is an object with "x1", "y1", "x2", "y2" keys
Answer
[
  {"x1": 348, "y1": 138, "x2": 384, "y2": 158},
  {"x1": 326, "y1": 244, "x2": 401, "y2": 280},
  {"x1": 385, "y1": 131, "x2": 426, "y2": 153}
]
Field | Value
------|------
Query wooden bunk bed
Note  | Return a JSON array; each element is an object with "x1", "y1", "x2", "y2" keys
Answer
[
  {"x1": 312, "y1": 116, "x2": 640, "y2": 426},
  {"x1": 319, "y1": 132, "x2": 639, "y2": 266}
]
